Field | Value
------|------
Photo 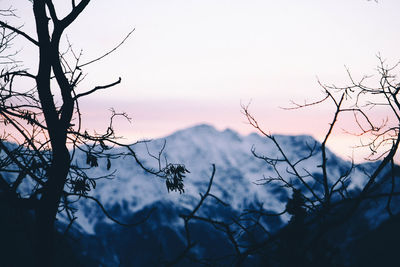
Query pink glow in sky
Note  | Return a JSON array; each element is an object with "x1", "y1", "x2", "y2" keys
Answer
[{"x1": 5, "y1": 0, "x2": 400, "y2": 161}]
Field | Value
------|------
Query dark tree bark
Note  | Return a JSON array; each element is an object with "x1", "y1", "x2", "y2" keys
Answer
[
  {"x1": 31, "y1": 1, "x2": 81, "y2": 265},
  {"x1": 0, "y1": 2, "x2": 181, "y2": 265}
]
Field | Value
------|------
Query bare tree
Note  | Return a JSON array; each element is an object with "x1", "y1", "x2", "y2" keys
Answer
[
  {"x1": 240, "y1": 56, "x2": 400, "y2": 264},
  {"x1": 166, "y1": 56, "x2": 400, "y2": 266},
  {"x1": 0, "y1": 2, "x2": 187, "y2": 266},
  {"x1": 2, "y1": 1, "x2": 396, "y2": 266}
]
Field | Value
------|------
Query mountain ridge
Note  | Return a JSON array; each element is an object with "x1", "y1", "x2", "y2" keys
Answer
[
  {"x1": 2, "y1": 124, "x2": 398, "y2": 266},
  {"x1": 67, "y1": 123, "x2": 360, "y2": 235}
]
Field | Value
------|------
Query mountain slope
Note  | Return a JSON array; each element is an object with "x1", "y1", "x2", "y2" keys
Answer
[
  {"x1": 69, "y1": 124, "x2": 359, "y2": 234},
  {"x1": 3, "y1": 124, "x2": 398, "y2": 266},
  {"x1": 50, "y1": 123, "x2": 398, "y2": 266}
]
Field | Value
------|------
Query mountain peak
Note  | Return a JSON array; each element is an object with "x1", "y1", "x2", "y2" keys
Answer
[
  {"x1": 168, "y1": 123, "x2": 218, "y2": 139},
  {"x1": 222, "y1": 128, "x2": 242, "y2": 141},
  {"x1": 189, "y1": 123, "x2": 217, "y2": 132}
]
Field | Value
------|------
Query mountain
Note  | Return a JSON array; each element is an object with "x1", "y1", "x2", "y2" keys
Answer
[
  {"x1": 51, "y1": 123, "x2": 398, "y2": 266},
  {"x1": 66, "y1": 124, "x2": 356, "y2": 233},
  {"x1": 1, "y1": 124, "x2": 398, "y2": 266}
]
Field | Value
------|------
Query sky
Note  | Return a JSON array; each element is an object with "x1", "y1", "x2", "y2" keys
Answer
[{"x1": 4, "y1": 0, "x2": 400, "y2": 161}]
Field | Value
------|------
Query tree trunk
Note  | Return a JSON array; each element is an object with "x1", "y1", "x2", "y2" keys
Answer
[{"x1": 34, "y1": 146, "x2": 70, "y2": 266}]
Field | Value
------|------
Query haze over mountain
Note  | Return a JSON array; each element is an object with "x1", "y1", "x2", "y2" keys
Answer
[
  {"x1": 68, "y1": 124, "x2": 360, "y2": 233},
  {"x1": 2, "y1": 124, "x2": 399, "y2": 266},
  {"x1": 47, "y1": 124, "x2": 398, "y2": 266}
]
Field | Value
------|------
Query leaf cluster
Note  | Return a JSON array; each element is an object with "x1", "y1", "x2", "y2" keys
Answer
[{"x1": 164, "y1": 164, "x2": 190, "y2": 194}]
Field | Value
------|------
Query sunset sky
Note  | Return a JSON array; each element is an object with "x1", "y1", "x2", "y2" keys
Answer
[{"x1": 6, "y1": 0, "x2": 400, "y2": 161}]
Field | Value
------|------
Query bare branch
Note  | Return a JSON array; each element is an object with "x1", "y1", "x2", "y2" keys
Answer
[
  {"x1": 0, "y1": 21, "x2": 39, "y2": 46},
  {"x1": 78, "y1": 28, "x2": 135, "y2": 68},
  {"x1": 73, "y1": 77, "x2": 121, "y2": 100}
]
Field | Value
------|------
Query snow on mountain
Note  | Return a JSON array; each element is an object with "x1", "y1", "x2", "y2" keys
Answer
[
  {"x1": 2, "y1": 124, "x2": 398, "y2": 266},
  {"x1": 67, "y1": 124, "x2": 363, "y2": 234}
]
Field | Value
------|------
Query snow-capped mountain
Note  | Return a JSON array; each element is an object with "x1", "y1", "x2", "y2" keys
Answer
[
  {"x1": 69, "y1": 124, "x2": 361, "y2": 235},
  {"x1": 2, "y1": 124, "x2": 398, "y2": 266},
  {"x1": 59, "y1": 124, "x2": 400, "y2": 266}
]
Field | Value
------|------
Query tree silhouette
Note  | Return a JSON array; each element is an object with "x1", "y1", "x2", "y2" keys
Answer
[
  {"x1": 0, "y1": 2, "x2": 184, "y2": 266},
  {"x1": 2, "y1": 2, "x2": 397, "y2": 266},
  {"x1": 239, "y1": 57, "x2": 400, "y2": 265},
  {"x1": 165, "y1": 57, "x2": 400, "y2": 266}
]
